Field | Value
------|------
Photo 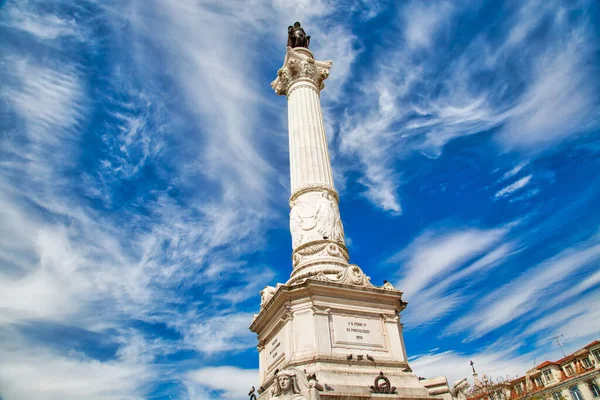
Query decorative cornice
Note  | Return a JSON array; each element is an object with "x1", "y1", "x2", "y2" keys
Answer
[{"x1": 271, "y1": 47, "x2": 332, "y2": 96}]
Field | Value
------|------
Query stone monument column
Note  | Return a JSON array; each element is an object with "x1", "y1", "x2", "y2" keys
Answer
[
  {"x1": 271, "y1": 46, "x2": 349, "y2": 284},
  {"x1": 251, "y1": 23, "x2": 438, "y2": 400}
]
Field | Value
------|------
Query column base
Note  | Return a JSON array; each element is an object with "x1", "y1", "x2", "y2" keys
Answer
[{"x1": 290, "y1": 240, "x2": 349, "y2": 284}]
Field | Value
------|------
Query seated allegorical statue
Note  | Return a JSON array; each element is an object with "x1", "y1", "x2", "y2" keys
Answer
[{"x1": 271, "y1": 370, "x2": 307, "y2": 400}]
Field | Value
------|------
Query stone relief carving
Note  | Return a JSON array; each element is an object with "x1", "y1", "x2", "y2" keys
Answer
[
  {"x1": 260, "y1": 286, "x2": 278, "y2": 308},
  {"x1": 260, "y1": 284, "x2": 285, "y2": 308},
  {"x1": 270, "y1": 369, "x2": 307, "y2": 400},
  {"x1": 271, "y1": 48, "x2": 332, "y2": 96},
  {"x1": 304, "y1": 264, "x2": 375, "y2": 288},
  {"x1": 370, "y1": 371, "x2": 397, "y2": 394},
  {"x1": 290, "y1": 191, "x2": 344, "y2": 249},
  {"x1": 292, "y1": 241, "x2": 348, "y2": 269},
  {"x1": 382, "y1": 313, "x2": 400, "y2": 323},
  {"x1": 335, "y1": 264, "x2": 374, "y2": 287}
]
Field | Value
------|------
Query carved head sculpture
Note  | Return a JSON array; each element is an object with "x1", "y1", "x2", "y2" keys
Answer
[{"x1": 274, "y1": 370, "x2": 302, "y2": 395}]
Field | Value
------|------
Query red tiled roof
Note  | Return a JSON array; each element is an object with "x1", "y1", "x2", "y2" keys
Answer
[
  {"x1": 584, "y1": 340, "x2": 600, "y2": 349},
  {"x1": 555, "y1": 354, "x2": 575, "y2": 365},
  {"x1": 534, "y1": 354, "x2": 576, "y2": 370},
  {"x1": 535, "y1": 360, "x2": 557, "y2": 369}
]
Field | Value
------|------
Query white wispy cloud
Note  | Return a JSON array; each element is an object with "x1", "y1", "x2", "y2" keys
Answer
[
  {"x1": 3, "y1": 58, "x2": 85, "y2": 184},
  {"x1": 336, "y1": 0, "x2": 599, "y2": 212},
  {"x1": 0, "y1": 327, "x2": 157, "y2": 400},
  {"x1": 494, "y1": 175, "x2": 532, "y2": 198},
  {"x1": 500, "y1": 163, "x2": 528, "y2": 181},
  {"x1": 392, "y1": 225, "x2": 514, "y2": 327},
  {"x1": 186, "y1": 366, "x2": 258, "y2": 400},
  {"x1": 2, "y1": 1, "x2": 78, "y2": 40},
  {"x1": 496, "y1": 8, "x2": 600, "y2": 150},
  {"x1": 182, "y1": 312, "x2": 257, "y2": 354},
  {"x1": 410, "y1": 342, "x2": 533, "y2": 386},
  {"x1": 403, "y1": 0, "x2": 454, "y2": 50},
  {"x1": 446, "y1": 235, "x2": 600, "y2": 341},
  {"x1": 524, "y1": 289, "x2": 600, "y2": 344},
  {"x1": 394, "y1": 226, "x2": 508, "y2": 296}
]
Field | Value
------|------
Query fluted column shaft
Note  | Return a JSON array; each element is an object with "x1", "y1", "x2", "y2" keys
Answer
[
  {"x1": 271, "y1": 47, "x2": 349, "y2": 283},
  {"x1": 287, "y1": 81, "x2": 334, "y2": 192}
]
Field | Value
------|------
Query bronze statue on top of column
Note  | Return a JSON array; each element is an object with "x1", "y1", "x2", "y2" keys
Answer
[{"x1": 287, "y1": 22, "x2": 311, "y2": 49}]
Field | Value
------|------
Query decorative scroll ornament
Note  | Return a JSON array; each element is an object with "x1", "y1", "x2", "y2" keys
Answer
[
  {"x1": 335, "y1": 264, "x2": 374, "y2": 287},
  {"x1": 304, "y1": 264, "x2": 374, "y2": 288},
  {"x1": 271, "y1": 47, "x2": 332, "y2": 96},
  {"x1": 292, "y1": 241, "x2": 348, "y2": 269},
  {"x1": 370, "y1": 372, "x2": 397, "y2": 394},
  {"x1": 290, "y1": 190, "x2": 344, "y2": 249}
]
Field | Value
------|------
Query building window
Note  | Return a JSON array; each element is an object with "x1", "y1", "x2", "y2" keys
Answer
[
  {"x1": 515, "y1": 385, "x2": 524, "y2": 395},
  {"x1": 582, "y1": 357, "x2": 593, "y2": 369},
  {"x1": 592, "y1": 349, "x2": 600, "y2": 363},
  {"x1": 569, "y1": 386, "x2": 583, "y2": 400},
  {"x1": 553, "y1": 391, "x2": 563, "y2": 400},
  {"x1": 589, "y1": 381, "x2": 600, "y2": 398},
  {"x1": 535, "y1": 377, "x2": 544, "y2": 387},
  {"x1": 544, "y1": 370, "x2": 555, "y2": 382},
  {"x1": 565, "y1": 365, "x2": 575, "y2": 375}
]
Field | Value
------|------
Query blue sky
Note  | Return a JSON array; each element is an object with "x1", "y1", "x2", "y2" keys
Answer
[{"x1": 1, "y1": 0, "x2": 599, "y2": 398}]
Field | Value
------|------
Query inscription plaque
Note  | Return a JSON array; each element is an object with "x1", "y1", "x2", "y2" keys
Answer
[
  {"x1": 266, "y1": 333, "x2": 284, "y2": 368},
  {"x1": 331, "y1": 315, "x2": 385, "y2": 348}
]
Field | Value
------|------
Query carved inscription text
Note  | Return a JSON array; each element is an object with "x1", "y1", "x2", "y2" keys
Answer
[{"x1": 331, "y1": 315, "x2": 385, "y2": 348}]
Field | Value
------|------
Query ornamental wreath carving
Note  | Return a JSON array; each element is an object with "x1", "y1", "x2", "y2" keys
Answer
[
  {"x1": 370, "y1": 371, "x2": 397, "y2": 394},
  {"x1": 290, "y1": 191, "x2": 344, "y2": 249}
]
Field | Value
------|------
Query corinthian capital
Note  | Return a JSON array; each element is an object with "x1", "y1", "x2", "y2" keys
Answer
[{"x1": 271, "y1": 47, "x2": 332, "y2": 96}]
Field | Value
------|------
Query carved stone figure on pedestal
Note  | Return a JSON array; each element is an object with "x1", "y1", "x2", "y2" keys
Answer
[
  {"x1": 271, "y1": 370, "x2": 307, "y2": 400},
  {"x1": 260, "y1": 285, "x2": 277, "y2": 308},
  {"x1": 287, "y1": 22, "x2": 311, "y2": 49}
]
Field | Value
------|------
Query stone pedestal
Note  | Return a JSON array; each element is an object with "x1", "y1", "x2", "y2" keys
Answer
[{"x1": 250, "y1": 268, "x2": 435, "y2": 400}]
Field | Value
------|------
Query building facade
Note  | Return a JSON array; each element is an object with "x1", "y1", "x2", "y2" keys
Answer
[{"x1": 469, "y1": 341, "x2": 600, "y2": 400}]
